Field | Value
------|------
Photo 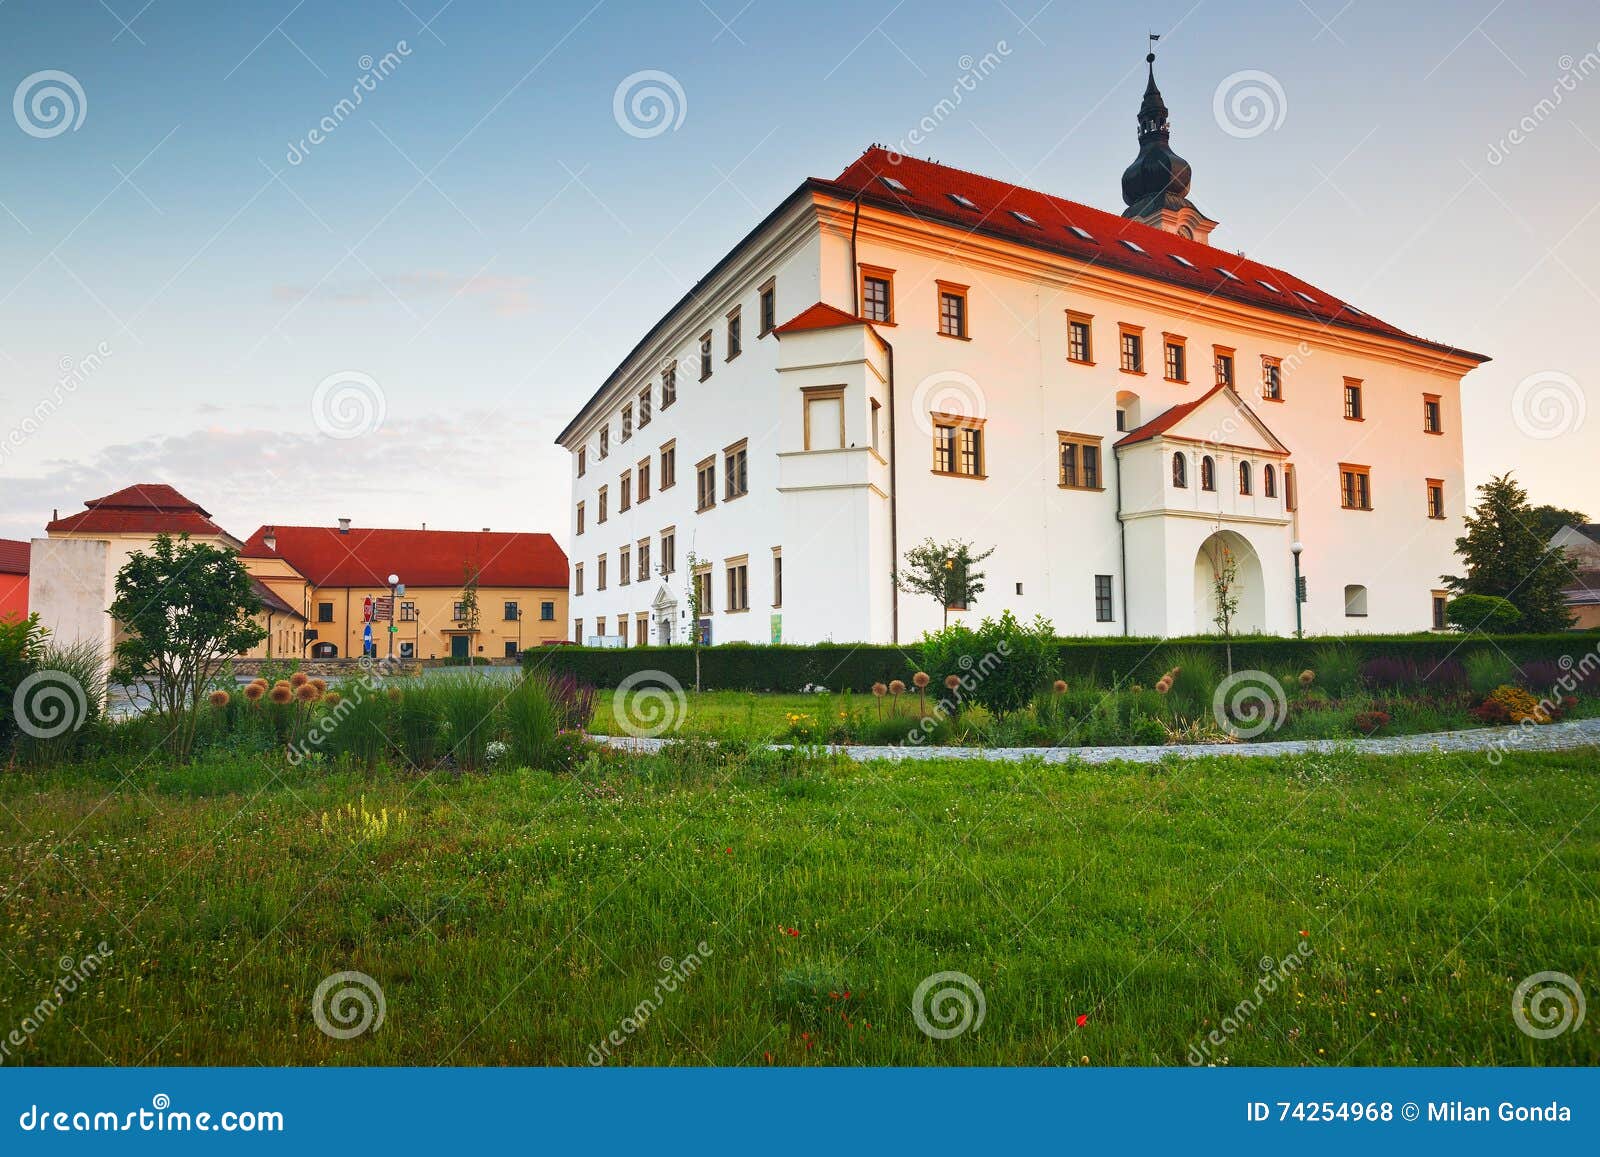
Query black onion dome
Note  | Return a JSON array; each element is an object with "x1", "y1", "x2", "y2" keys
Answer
[{"x1": 1121, "y1": 54, "x2": 1195, "y2": 218}]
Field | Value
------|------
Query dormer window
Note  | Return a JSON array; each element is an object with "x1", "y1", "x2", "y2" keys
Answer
[
  {"x1": 879, "y1": 175, "x2": 909, "y2": 193},
  {"x1": 948, "y1": 193, "x2": 978, "y2": 210},
  {"x1": 1010, "y1": 209, "x2": 1041, "y2": 227},
  {"x1": 1067, "y1": 225, "x2": 1094, "y2": 241},
  {"x1": 1120, "y1": 238, "x2": 1147, "y2": 254}
]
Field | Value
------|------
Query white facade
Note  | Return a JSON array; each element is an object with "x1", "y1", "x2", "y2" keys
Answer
[{"x1": 558, "y1": 160, "x2": 1482, "y2": 645}]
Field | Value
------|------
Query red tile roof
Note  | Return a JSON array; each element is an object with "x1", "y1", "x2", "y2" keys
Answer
[
  {"x1": 240, "y1": 525, "x2": 568, "y2": 589},
  {"x1": 45, "y1": 483, "x2": 234, "y2": 538},
  {"x1": 816, "y1": 148, "x2": 1489, "y2": 362},
  {"x1": 773, "y1": 301, "x2": 868, "y2": 335},
  {"x1": 1114, "y1": 383, "x2": 1229, "y2": 447},
  {"x1": 0, "y1": 539, "x2": 29, "y2": 576},
  {"x1": 250, "y1": 577, "x2": 305, "y2": 619}
]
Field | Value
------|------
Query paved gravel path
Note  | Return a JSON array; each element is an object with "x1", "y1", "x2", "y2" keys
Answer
[{"x1": 594, "y1": 716, "x2": 1600, "y2": 764}]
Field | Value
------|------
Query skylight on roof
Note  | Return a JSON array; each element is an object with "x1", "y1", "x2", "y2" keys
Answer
[
  {"x1": 1256, "y1": 279, "x2": 1281, "y2": 293},
  {"x1": 1010, "y1": 209, "x2": 1041, "y2": 227},
  {"x1": 948, "y1": 193, "x2": 978, "y2": 210},
  {"x1": 1294, "y1": 290, "x2": 1317, "y2": 304},
  {"x1": 1345, "y1": 304, "x2": 1365, "y2": 316},
  {"x1": 1170, "y1": 254, "x2": 1195, "y2": 269},
  {"x1": 1067, "y1": 225, "x2": 1094, "y2": 241},
  {"x1": 1120, "y1": 239, "x2": 1147, "y2": 254},
  {"x1": 879, "y1": 175, "x2": 909, "y2": 193},
  {"x1": 1216, "y1": 267, "x2": 1240, "y2": 281}
]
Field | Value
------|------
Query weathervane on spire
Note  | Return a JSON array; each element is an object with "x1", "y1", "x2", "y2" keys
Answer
[{"x1": 1147, "y1": 31, "x2": 1160, "y2": 62}]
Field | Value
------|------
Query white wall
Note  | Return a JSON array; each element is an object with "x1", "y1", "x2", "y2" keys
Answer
[
  {"x1": 564, "y1": 217, "x2": 821, "y2": 646},
  {"x1": 561, "y1": 194, "x2": 1477, "y2": 643},
  {"x1": 28, "y1": 536, "x2": 114, "y2": 663}
]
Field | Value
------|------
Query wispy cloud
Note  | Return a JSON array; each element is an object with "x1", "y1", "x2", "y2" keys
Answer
[{"x1": 0, "y1": 410, "x2": 558, "y2": 541}]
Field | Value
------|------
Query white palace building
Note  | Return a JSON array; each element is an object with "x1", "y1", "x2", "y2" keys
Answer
[{"x1": 558, "y1": 56, "x2": 1487, "y2": 646}]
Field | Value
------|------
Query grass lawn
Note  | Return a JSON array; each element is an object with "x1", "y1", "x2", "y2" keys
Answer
[
  {"x1": 590, "y1": 686, "x2": 1600, "y2": 746},
  {"x1": 1, "y1": 745, "x2": 1596, "y2": 1065}
]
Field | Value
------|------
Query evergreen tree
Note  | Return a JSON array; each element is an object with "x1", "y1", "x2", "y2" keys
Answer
[{"x1": 1443, "y1": 474, "x2": 1575, "y2": 633}]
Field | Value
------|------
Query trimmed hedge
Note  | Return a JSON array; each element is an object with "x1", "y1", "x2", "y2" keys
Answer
[{"x1": 525, "y1": 633, "x2": 1600, "y2": 692}]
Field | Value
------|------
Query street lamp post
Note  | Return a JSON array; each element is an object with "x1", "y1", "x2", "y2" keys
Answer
[
  {"x1": 1290, "y1": 542, "x2": 1304, "y2": 639},
  {"x1": 387, "y1": 573, "x2": 400, "y2": 659}
]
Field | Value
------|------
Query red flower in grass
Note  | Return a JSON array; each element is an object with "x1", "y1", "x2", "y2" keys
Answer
[
  {"x1": 1076, "y1": 1013, "x2": 1089, "y2": 1027},
  {"x1": 786, "y1": 927, "x2": 799, "y2": 937}
]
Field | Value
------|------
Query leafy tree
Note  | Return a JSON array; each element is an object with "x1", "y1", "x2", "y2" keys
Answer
[
  {"x1": 1443, "y1": 474, "x2": 1575, "y2": 633},
  {"x1": 1526, "y1": 503, "x2": 1590, "y2": 544},
  {"x1": 1207, "y1": 541, "x2": 1241, "y2": 675},
  {"x1": 896, "y1": 538, "x2": 996, "y2": 628},
  {"x1": 679, "y1": 550, "x2": 705, "y2": 691},
  {"x1": 1444, "y1": 593, "x2": 1521, "y2": 633},
  {"x1": 459, "y1": 562, "x2": 481, "y2": 667},
  {"x1": 109, "y1": 534, "x2": 267, "y2": 760}
]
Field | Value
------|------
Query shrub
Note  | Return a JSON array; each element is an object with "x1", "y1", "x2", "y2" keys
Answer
[
  {"x1": 528, "y1": 633, "x2": 1599, "y2": 693},
  {"x1": 1352, "y1": 709, "x2": 1392, "y2": 734},
  {"x1": 1478, "y1": 684, "x2": 1551, "y2": 724},
  {"x1": 1362, "y1": 656, "x2": 1420, "y2": 689},
  {"x1": 1158, "y1": 647, "x2": 1221, "y2": 716},
  {"x1": 11, "y1": 640, "x2": 108, "y2": 769},
  {"x1": 436, "y1": 677, "x2": 501, "y2": 771},
  {"x1": 1419, "y1": 657, "x2": 1466, "y2": 690},
  {"x1": 920, "y1": 611, "x2": 1055, "y2": 718},
  {"x1": 1464, "y1": 650, "x2": 1514, "y2": 695},
  {"x1": 1445, "y1": 594, "x2": 1521, "y2": 633},
  {"x1": 391, "y1": 683, "x2": 442, "y2": 767},
  {"x1": 320, "y1": 684, "x2": 390, "y2": 771},
  {"x1": 1310, "y1": 645, "x2": 1361, "y2": 696},
  {"x1": 503, "y1": 673, "x2": 560, "y2": 771}
]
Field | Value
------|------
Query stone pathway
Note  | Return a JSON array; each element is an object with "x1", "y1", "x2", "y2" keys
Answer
[{"x1": 594, "y1": 717, "x2": 1600, "y2": 765}]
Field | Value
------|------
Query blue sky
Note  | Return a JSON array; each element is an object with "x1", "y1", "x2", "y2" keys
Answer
[{"x1": 1, "y1": 0, "x2": 1595, "y2": 541}]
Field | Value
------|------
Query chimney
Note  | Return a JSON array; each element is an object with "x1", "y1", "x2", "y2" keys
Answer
[
  {"x1": 52, "y1": 508, "x2": 58, "y2": 521},
  {"x1": 338, "y1": 518, "x2": 351, "y2": 534},
  {"x1": 263, "y1": 526, "x2": 277, "y2": 552}
]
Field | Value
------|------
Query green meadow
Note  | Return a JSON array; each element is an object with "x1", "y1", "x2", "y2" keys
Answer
[{"x1": 2, "y1": 742, "x2": 1595, "y2": 1066}]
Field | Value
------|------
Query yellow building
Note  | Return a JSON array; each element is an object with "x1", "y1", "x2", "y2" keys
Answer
[
  {"x1": 30, "y1": 483, "x2": 305, "y2": 662},
  {"x1": 240, "y1": 521, "x2": 569, "y2": 659}
]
